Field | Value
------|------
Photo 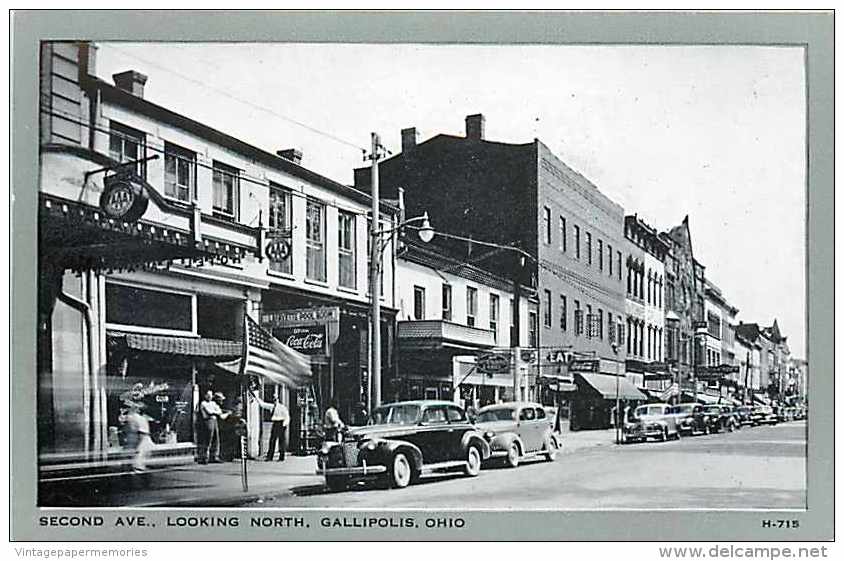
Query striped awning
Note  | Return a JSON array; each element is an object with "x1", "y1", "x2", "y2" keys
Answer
[{"x1": 108, "y1": 331, "x2": 242, "y2": 358}]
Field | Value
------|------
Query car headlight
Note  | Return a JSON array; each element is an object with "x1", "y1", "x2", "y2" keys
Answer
[
  {"x1": 361, "y1": 440, "x2": 377, "y2": 452},
  {"x1": 483, "y1": 431, "x2": 495, "y2": 440},
  {"x1": 319, "y1": 443, "x2": 333, "y2": 455}
]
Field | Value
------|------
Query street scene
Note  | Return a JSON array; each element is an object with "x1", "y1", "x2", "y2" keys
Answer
[{"x1": 35, "y1": 41, "x2": 807, "y2": 510}]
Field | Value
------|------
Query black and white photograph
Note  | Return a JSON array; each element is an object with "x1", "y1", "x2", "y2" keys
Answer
[{"x1": 11, "y1": 10, "x2": 834, "y2": 544}]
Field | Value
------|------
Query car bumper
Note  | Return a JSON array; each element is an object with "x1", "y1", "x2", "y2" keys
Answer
[{"x1": 316, "y1": 464, "x2": 388, "y2": 476}]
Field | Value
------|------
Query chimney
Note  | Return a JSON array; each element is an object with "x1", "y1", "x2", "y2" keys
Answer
[
  {"x1": 401, "y1": 127, "x2": 417, "y2": 153},
  {"x1": 112, "y1": 70, "x2": 148, "y2": 98},
  {"x1": 465, "y1": 113, "x2": 485, "y2": 140},
  {"x1": 277, "y1": 148, "x2": 303, "y2": 165}
]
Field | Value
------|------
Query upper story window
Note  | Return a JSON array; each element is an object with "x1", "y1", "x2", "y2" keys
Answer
[
  {"x1": 574, "y1": 300, "x2": 583, "y2": 336},
  {"x1": 109, "y1": 122, "x2": 146, "y2": 179},
  {"x1": 466, "y1": 287, "x2": 478, "y2": 327},
  {"x1": 306, "y1": 199, "x2": 326, "y2": 282},
  {"x1": 442, "y1": 284, "x2": 452, "y2": 321},
  {"x1": 489, "y1": 293, "x2": 499, "y2": 340},
  {"x1": 617, "y1": 251, "x2": 622, "y2": 281},
  {"x1": 268, "y1": 184, "x2": 293, "y2": 275},
  {"x1": 586, "y1": 232, "x2": 592, "y2": 265},
  {"x1": 413, "y1": 286, "x2": 426, "y2": 320},
  {"x1": 164, "y1": 142, "x2": 195, "y2": 203},
  {"x1": 542, "y1": 206, "x2": 552, "y2": 245},
  {"x1": 543, "y1": 289, "x2": 552, "y2": 327},
  {"x1": 586, "y1": 304, "x2": 594, "y2": 338},
  {"x1": 212, "y1": 161, "x2": 240, "y2": 219},
  {"x1": 338, "y1": 211, "x2": 357, "y2": 289},
  {"x1": 528, "y1": 311, "x2": 538, "y2": 347},
  {"x1": 598, "y1": 239, "x2": 604, "y2": 271},
  {"x1": 608, "y1": 244, "x2": 613, "y2": 276},
  {"x1": 598, "y1": 308, "x2": 604, "y2": 340},
  {"x1": 574, "y1": 225, "x2": 581, "y2": 259},
  {"x1": 560, "y1": 294, "x2": 567, "y2": 331},
  {"x1": 559, "y1": 216, "x2": 567, "y2": 252}
]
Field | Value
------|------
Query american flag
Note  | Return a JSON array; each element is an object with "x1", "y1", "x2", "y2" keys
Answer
[{"x1": 238, "y1": 315, "x2": 312, "y2": 387}]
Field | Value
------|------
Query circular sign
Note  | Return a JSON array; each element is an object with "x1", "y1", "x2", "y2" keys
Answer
[
  {"x1": 99, "y1": 174, "x2": 149, "y2": 222},
  {"x1": 477, "y1": 353, "x2": 510, "y2": 374},
  {"x1": 266, "y1": 239, "x2": 291, "y2": 262}
]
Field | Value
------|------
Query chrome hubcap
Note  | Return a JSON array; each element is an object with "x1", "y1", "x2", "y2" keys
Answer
[{"x1": 394, "y1": 455, "x2": 410, "y2": 486}]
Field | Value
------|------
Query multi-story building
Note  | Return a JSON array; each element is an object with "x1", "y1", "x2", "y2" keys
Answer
[
  {"x1": 394, "y1": 240, "x2": 537, "y2": 407},
  {"x1": 788, "y1": 357, "x2": 808, "y2": 401},
  {"x1": 735, "y1": 331, "x2": 762, "y2": 401},
  {"x1": 761, "y1": 320, "x2": 791, "y2": 400},
  {"x1": 38, "y1": 42, "x2": 398, "y2": 477},
  {"x1": 354, "y1": 114, "x2": 638, "y2": 428},
  {"x1": 660, "y1": 217, "x2": 706, "y2": 398},
  {"x1": 623, "y1": 214, "x2": 670, "y2": 395},
  {"x1": 702, "y1": 279, "x2": 740, "y2": 397}
]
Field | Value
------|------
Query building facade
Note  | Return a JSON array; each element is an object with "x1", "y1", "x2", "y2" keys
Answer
[
  {"x1": 702, "y1": 279, "x2": 740, "y2": 398},
  {"x1": 38, "y1": 42, "x2": 398, "y2": 477},
  {"x1": 623, "y1": 215, "x2": 670, "y2": 395}
]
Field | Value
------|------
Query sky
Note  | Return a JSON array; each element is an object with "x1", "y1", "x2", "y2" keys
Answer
[{"x1": 97, "y1": 43, "x2": 807, "y2": 358}]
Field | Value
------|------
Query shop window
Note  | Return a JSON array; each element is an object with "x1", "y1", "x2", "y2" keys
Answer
[
  {"x1": 306, "y1": 199, "x2": 327, "y2": 282},
  {"x1": 442, "y1": 284, "x2": 452, "y2": 321},
  {"x1": 466, "y1": 287, "x2": 477, "y2": 327},
  {"x1": 106, "y1": 282, "x2": 194, "y2": 334},
  {"x1": 268, "y1": 183, "x2": 293, "y2": 275},
  {"x1": 212, "y1": 160, "x2": 239, "y2": 219},
  {"x1": 164, "y1": 141, "x2": 195, "y2": 203},
  {"x1": 413, "y1": 286, "x2": 426, "y2": 320},
  {"x1": 109, "y1": 121, "x2": 146, "y2": 179},
  {"x1": 338, "y1": 210, "x2": 356, "y2": 289}
]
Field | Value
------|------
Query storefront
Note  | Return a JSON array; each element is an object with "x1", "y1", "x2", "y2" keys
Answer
[{"x1": 569, "y1": 371, "x2": 647, "y2": 431}]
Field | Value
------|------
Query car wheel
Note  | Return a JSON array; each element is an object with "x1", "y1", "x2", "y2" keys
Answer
[
  {"x1": 505, "y1": 442, "x2": 520, "y2": 468},
  {"x1": 390, "y1": 452, "x2": 412, "y2": 489},
  {"x1": 325, "y1": 475, "x2": 347, "y2": 493},
  {"x1": 464, "y1": 445, "x2": 482, "y2": 477},
  {"x1": 543, "y1": 437, "x2": 558, "y2": 461}
]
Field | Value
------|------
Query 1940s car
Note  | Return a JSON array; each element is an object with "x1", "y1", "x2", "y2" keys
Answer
[
  {"x1": 622, "y1": 403, "x2": 680, "y2": 443},
  {"x1": 474, "y1": 402, "x2": 562, "y2": 468},
  {"x1": 316, "y1": 400, "x2": 491, "y2": 491},
  {"x1": 702, "y1": 404, "x2": 739, "y2": 433}
]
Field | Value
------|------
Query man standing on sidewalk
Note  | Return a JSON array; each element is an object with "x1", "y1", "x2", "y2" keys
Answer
[
  {"x1": 251, "y1": 390, "x2": 290, "y2": 461},
  {"x1": 199, "y1": 391, "x2": 230, "y2": 464}
]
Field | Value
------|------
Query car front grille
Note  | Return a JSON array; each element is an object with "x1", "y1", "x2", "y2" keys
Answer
[{"x1": 326, "y1": 442, "x2": 360, "y2": 468}]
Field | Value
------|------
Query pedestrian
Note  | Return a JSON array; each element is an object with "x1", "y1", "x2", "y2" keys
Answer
[
  {"x1": 323, "y1": 399, "x2": 345, "y2": 442},
  {"x1": 251, "y1": 390, "x2": 290, "y2": 461},
  {"x1": 198, "y1": 390, "x2": 230, "y2": 464},
  {"x1": 124, "y1": 401, "x2": 154, "y2": 474},
  {"x1": 351, "y1": 401, "x2": 369, "y2": 426}
]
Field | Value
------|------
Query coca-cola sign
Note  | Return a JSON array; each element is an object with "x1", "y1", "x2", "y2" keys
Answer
[{"x1": 273, "y1": 326, "x2": 327, "y2": 355}]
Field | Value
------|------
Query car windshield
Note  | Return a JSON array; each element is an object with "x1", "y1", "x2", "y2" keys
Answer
[
  {"x1": 476, "y1": 408, "x2": 516, "y2": 422},
  {"x1": 703, "y1": 405, "x2": 722, "y2": 413},
  {"x1": 673, "y1": 405, "x2": 695, "y2": 414},
  {"x1": 369, "y1": 404, "x2": 421, "y2": 425}
]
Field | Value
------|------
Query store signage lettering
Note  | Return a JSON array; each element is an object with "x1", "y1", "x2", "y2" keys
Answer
[
  {"x1": 477, "y1": 352, "x2": 510, "y2": 374},
  {"x1": 99, "y1": 171, "x2": 149, "y2": 222},
  {"x1": 569, "y1": 359, "x2": 600, "y2": 372},
  {"x1": 263, "y1": 306, "x2": 340, "y2": 327},
  {"x1": 274, "y1": 326, "x2": 327, "y2": 355}
]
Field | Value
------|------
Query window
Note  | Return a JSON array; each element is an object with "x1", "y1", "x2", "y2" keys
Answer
[
  {"x1": 413, "y1": 286, "x2": 426, "y2": 320},
  {"x1": 586, "y1": 304, "x2": 593, "y2": 338},
  {"x1": 543, "y1": 206, "x2": 551, "y2": 244},
  {"x1": 442, "y1": 284, "x2": 452, "y2": 321},
  {"x1": 617, "y1": 251, "x2": 622, "y2": 280},
  {"x1": 164, "y1": 142, "x2": 195, "y2": 202},
  {"x1": 446, "y1": 406, "x2": 467, "y2": 423},
  {"x1": 598, "y1": 308, "x2": 604, "y2": 340},
  {"x1": 338, "y1": 211, "x2": 356, "y2": 289},
  {"x1": 598, "y1": 239, "x2": 604, "y2": 271},
  {"x1": 519, "y1": 407, "x2": 536, "y2": 421},
  {"x1": 574, "y1": 226, "x2": 581, "y2": 259},
  {"x1": 306, "y1": 199, "x2": 326, "y2": 282},
  {"x1": 268, "y1": 184, "x2": 293, "y2": 274},
  {"x1": 109, "y1": 122, "x2": 146, "y2": 179},
  {"x1": 607, "y1": 244, "x2": 613, "y2": 276},
  {"x1": 490, "y1": 293, "x2": 499, "y2": 338},
  {"x1": 421, "y1": 406, "x2": 448, "y2": 425},
  {"x1": 586, "y1": 232, "x2": 592, "y2": 265},
  {"x1": 106, "y1": 282, "x2": 193, "y2": 333},
  {"x1": 466, "y1": 287, "x2": 477, "y2": 327},
  {"x1": 212, "y1": 161, "x2": 239, "y2": 218},
  {"x1": 560, "y1": 295, "x2": 567, "y2": 331},
  {"x1": 559, "y1": 216, "x2": 567, "y2": 252},
  {"x1": 543, "y1": 289, "x2": 552, "y2": 327},
  {"x1": 528, "y1": 311, "x2": 538, "y2": 347},
  {"x1": 608, "y1": 312, "x2": 614, "y2": 343},
  {"x1": 574, "y1": 300, "x2": 582, "y2": 335}
]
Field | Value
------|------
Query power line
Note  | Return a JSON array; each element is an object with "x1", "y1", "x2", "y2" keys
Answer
[{"x1": 100, "y1": 44, "x2": 369, "y2": 154}]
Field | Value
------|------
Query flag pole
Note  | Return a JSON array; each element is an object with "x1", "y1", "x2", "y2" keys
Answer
[{"x1": 240, "y1": 302, "x2": 249, "y2": 492}]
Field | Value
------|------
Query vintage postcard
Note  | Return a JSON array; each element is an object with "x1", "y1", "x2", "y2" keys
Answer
[{"x1": 9, "y1": 10, "x2": 834, "y2": 542}]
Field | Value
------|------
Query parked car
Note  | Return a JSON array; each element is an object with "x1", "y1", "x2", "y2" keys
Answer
[
  {"x1": 475, "y1": 402, "x2": 562, "y2": 468},
  {"x1": 734, "y1": 405, "x2": 754, "y2": 426},
  {"x1": 669, "y1": 403, "x2": 710, "y2": 436},
  {"x1": 751, "y1": 405, "x2": 779, "y2": 426},
  {"x1": 316, "y1": 400, "x2": 491, "y2": 491},
  {"x1": 702, "y1": 404, "x2": 739, "y2": 433},
  {"x1": 622, "y1": 403, "x2": 680, "y2": 443},
  {"x1": 793, "y1": 405, "x2": 806, "y2": 420}
]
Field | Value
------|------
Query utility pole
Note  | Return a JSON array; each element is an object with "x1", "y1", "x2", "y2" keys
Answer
[
  {"x1": 369, "y1": 132, "x2": 382, "y2": 411},
  {"x1": 511, "y1": 253, "x2": 522, "y2": 401}
]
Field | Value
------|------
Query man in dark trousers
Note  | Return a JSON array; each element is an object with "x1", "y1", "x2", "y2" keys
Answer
[{"x1": 251, "y1": 390, "x2": 290, "y2": 461}]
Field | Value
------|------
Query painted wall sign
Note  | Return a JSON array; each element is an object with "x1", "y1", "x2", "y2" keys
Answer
[
  {"x1": 273, "y1": 325, "x2": 327, "y2": 355},
  {"x1": 99, "y1": 171, "x2": 149, "y2": 222}
]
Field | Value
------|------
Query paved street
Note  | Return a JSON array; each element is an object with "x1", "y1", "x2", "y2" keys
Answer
[{"x1": 257, "y1": 421, "x2": 805, "y2": 510}]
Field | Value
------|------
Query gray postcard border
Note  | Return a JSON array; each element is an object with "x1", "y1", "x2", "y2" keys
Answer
[{"x1": 10, "y1": 10, "x2": 834, "y2": 541}]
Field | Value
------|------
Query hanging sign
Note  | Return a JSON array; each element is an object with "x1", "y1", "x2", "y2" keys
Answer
[
  {"x1": 265, "y1": 239, "x2": 291, "y2": 262},
  {"x1": 477, "y1": 352, "x2": 510, "y2": 375},
  {"x1": 99, "y1": 171, "x2": 149, "y2": 222},
  {"x1": 273, "y1": 325, "x2": 327, "y2": 355}
]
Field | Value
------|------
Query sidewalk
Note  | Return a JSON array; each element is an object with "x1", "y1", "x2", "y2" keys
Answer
[{"x1": 41, "y1": 428, "x2": 620, "y2": 507}]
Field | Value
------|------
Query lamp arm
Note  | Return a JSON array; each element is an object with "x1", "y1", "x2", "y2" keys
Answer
[{"x1": 373, "y1": 214, "x2": 429, "y2": 237}]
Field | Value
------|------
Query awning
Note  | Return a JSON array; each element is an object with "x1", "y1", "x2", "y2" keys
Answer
[
  {"x1": 753, "y1": 393, "x2": 772, "y2": 405},
  {"x1": 108, "y1": 332, "x2": 242, "y2": 359},
  {"x1": 577, "y1": 373, "x2": 648, "y2": 401}
]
